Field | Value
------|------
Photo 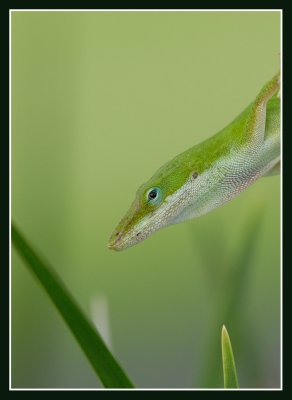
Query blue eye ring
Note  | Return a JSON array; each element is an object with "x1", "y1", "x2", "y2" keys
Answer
[{"x1": 146, "y1": 187, "x2": 162, "y2": 205}]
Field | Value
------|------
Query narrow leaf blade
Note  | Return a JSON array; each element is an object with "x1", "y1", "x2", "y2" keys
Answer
[
  {"x1": 12, "y1": 222, "x2": 134, "y2": 388},
  {"x1": 221, "y1": 325, "x2": 239, "y2": 389}
]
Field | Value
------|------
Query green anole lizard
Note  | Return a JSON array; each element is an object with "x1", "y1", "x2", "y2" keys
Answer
[{"x1": 108, "y1": 72, "x2": 280, "y2": 251}]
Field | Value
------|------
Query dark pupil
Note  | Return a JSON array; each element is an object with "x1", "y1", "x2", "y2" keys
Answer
[{"x1": 148, "y1": 189, "x2": 157, "y2": 200}]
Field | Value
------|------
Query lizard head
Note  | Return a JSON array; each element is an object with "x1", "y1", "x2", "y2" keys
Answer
[{"x1": 108, "y1": 156, "x2": 198, "y2": 251}]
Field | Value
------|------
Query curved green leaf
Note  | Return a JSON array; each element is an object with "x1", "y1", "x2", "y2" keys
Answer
[
  {"x1": 12, "y1": 222, "x2": 134, "y2": 388},
  {"x1": 221, "y1": 325, "x2": 239, "y2": 389}
]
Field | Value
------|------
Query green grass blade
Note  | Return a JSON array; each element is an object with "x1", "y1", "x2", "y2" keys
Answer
[
  {"x1": 11, "y1": 222, "x2": 134, "y2": 388},
  {"x1": 221, "y1": 325, "x2": 239, "y2": 389},
  {"x1": 195, "y1": 208, "x2": 264, "y2": 387}
]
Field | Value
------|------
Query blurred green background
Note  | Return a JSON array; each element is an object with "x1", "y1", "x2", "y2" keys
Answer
[{"x1": 12, "y1": 11, "x2": 280, "y2": 388}]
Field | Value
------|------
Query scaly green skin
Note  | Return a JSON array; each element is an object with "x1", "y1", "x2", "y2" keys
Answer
[{"x1": 108, "y1": 73, "x2": 280, "y2": 251}]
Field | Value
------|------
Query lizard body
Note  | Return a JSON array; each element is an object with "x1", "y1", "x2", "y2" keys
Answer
[{"x1": 108, "y1": 73, "x2": 280, "y2": 251}]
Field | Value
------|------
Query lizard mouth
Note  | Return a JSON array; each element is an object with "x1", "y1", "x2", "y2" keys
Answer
[
  {"x1": 108, "y1": 220, "x2": 149, "y2": 251},
  {"x1": 108, "y1": 230, "x2": 146, "y2": 251},
  {"x1": 107, "y1": 229, "x2": 126, "y2": 251}
]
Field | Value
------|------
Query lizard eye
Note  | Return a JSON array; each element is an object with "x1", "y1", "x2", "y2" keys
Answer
[{"x1": 147, "y1": 187, "x2": 162, "y2": 204}]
